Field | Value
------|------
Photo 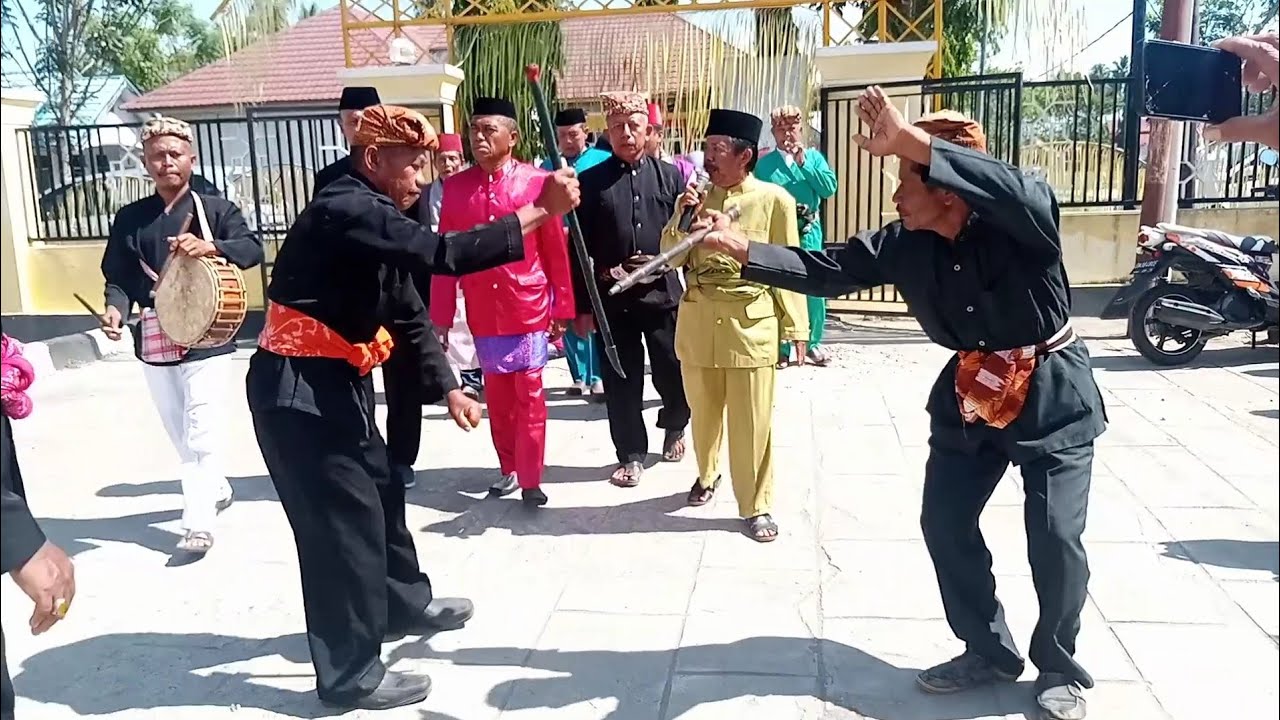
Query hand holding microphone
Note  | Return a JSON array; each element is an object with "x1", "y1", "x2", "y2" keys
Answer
[{"x1": 677, "y1": 172, "x2": 711, "y2": 233}]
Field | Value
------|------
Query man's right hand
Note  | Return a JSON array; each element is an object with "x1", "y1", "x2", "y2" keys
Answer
[
  {"x1": 574, "y1": 314, "x2": 595, "y2": 336},
  {"x1": 101, "y1": 305, "x2": 124, "y2": 341},
  {"x1": 535, "y1": 167, "x2": 580, "y2": 216},
  {"x1": 11, "y1": 541, "x2": 75, "y2": 635},
  {"x1": 677, "y1": 180, "x2": 703, "y2": 212}
]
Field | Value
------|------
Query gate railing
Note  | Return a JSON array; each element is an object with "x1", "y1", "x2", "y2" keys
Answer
[{"x1": 819, "y1": 72, "x2": 1277, "y2": 307}]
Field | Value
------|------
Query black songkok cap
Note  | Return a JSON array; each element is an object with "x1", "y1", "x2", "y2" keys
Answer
[
  {"x1": 339, "y1": 86, "x2": 381, "y2": 111},
  {"x1": 554, "y1": 108, "x2": 587, "y2": 127},
  {"x1": 472, "y1": 97, "x2": 518, "y2": 120},
  {"x1": 705, "y1": 108, "x2": 764, "y2": 145}
]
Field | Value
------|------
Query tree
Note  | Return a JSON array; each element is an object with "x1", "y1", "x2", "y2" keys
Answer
[
  {"x1": 88, "y1": 0, "x2": 223, "y2": 92},
  {"x1": 1, "y1": 0, "x2": 155, "y2": 124}
]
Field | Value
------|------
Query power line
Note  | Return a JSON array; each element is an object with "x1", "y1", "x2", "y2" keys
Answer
[{"x1": 1034, "y1": 11, "x2": 1135, "y2": 80}]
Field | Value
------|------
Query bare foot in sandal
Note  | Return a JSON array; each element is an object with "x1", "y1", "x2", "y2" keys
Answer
[
  {"x1": 747, "y1": 514, "x2": 779, "y2": 542},
  {"x1": 662, "y1": 430, "x2": 686, "y2": 462},
  {"x1": 687, "y1": 476, "x2": 720, "y2": 506},
  {"x1": 176, "y1": 530, "x2": 214, "y2": 554},
  {"x1": 609, "y1": 461, "x2": 643, "y2": 488}
]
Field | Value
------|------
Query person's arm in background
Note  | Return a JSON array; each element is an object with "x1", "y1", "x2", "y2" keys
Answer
[
  {"x1": 209, "y1": 201, "x2": 265, "y2": 269},
  {"x1": 99, "y1": 207, "x2": 136, "y2": 340},
  {"x1": 536, "y1": 181, "x2": 577, "y2": 326}
]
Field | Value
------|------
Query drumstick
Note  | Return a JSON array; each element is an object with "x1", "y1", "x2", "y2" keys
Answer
[{"x1": 73, "y1": 293, "x2": 106, "y2": 324}]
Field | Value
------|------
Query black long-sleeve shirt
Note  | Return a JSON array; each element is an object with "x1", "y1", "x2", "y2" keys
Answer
[
  {"x1": 247, "y1": 173, "x2": 524, "y2": 428},
  {"x1": 574, "y1": 155, "x2": 685, "y2": 314},
  {"x1": 312, "y1": 157, "x2": 352, "y2": 201},
  {"x1": 2, "y1": 414, "x2": 45, "y2": 574},
  {"x1": 101, "y1": 192, "x2": 264, "y2": 365},
  {"x1": 742, "y1": 140, "x2": 1106, "y2": 461}
]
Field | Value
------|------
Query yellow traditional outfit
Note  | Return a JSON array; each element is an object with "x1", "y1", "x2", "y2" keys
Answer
[{"x1": 663, "y1": 109, "x2": 808, "y2": 523}]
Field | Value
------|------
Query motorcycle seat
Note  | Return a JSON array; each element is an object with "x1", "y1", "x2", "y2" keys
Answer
[{"x1": 1156, "y1": 223, "x2": 1276, "y2": 256}]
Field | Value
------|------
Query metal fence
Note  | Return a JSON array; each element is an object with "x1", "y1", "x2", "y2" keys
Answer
[
  {"x1": 818, "y1": 72, "x2": 1277, "y2": 306},
  {"x1": 16, "y1": 112, "x2": 346, "y2": 290},
  {"x1": 820, "y1": 73, "x2": 1024, "y2": 305}
]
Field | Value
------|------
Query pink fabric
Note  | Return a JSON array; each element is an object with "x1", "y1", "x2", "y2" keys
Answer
[
  {"x1": 1, "y1": 333, "x2": 36, "y2": 419},
  {"x1": 429, "y1": 160, "x2": 575, "y2": 335},
  {"x1": 485, "y1": 366, "x2": 547, "y2": 489}
]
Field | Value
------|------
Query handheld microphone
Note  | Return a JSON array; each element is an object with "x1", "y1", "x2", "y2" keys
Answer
[{"x1": 676, "y1": 171, "x2": 710, "y2": 233}]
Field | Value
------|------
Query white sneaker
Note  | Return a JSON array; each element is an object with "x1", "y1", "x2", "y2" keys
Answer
[
  {"x1": 568, "y1": 381, "x2": 588, "y2": 396},
  {"x1": 590, "y1": 380, "x2": 605, "y2": 395}
]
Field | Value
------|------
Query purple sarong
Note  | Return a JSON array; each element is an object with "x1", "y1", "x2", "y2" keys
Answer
[{"x1": 474, "y1": 332, "x2": 549, "y2": 375}]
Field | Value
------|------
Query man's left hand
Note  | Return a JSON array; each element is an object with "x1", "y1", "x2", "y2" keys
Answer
[
  {"x1": 170, "y1": 233, "x2": 218, "y2": 258},
  {"x1": 548, "y1": 319, "x2": 569, "y2": 342},
  {"x1": 445, "y1": 389, "x2": 482, "y2": 431}
]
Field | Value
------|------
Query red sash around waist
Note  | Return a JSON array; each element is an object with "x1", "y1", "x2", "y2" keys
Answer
[
  {"x1": 954, "y1": 321, "x2": 1076, "y2": 430},
  {"x1": 258, "y1": 303, "x2": 394, "y2": 376}
]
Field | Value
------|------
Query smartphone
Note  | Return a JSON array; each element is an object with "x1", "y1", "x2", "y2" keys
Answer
[{"x1": 1142, "y1": 39, "x2": 1243, "y2": 124}]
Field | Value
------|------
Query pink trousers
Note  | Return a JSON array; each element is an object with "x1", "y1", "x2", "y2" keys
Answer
[{"x1": 484, "y1": 367, "x2": 547, "y2": 489}]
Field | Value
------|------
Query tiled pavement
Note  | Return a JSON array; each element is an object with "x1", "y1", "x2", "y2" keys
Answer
[{"x1": 3, "y1": 317, "x2": 1277, "y2": 720}]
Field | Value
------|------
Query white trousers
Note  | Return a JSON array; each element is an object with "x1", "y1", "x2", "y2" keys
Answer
[
  {"x1": 446, "y1": 285, "x2": 479, "y2": 383},
  {"x1": 141, "y1": 353, "x2": 234, "y2": 533}
]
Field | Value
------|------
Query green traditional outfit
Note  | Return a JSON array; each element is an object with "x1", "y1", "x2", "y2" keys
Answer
[{"x1": 754, "y1": 146, "x2": 837, "y2": 357}]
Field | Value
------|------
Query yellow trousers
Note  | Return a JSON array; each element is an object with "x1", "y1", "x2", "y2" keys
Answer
[{"x1": 682, "y1": 364, "x2": 776, "y2": 519}]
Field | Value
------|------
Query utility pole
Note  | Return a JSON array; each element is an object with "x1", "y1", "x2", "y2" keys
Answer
[{"x1": 1139, "y1": 0, "x2": 1196, "y2": 227}]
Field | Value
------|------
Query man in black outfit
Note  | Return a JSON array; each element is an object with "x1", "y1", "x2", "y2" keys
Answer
[
  {"x1": 574, "y1": 91, "x2": 690, "y2": 487},
  {"x1": 314, "y1": 86, "x2": 440, "y2": 489},
  {"x1": 696, "y1": 88, "x2": 1105, "y2": 720},
  {"x1": 247, "y1": 104, "x2": 581, "y2": 711}
]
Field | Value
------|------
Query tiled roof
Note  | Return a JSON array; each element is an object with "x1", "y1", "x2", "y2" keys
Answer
[{"x1": 124, "y1": 8, "x2": 719, "y2": 112}]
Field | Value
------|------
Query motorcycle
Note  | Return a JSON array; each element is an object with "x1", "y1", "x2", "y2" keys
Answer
[{"x1": 1100, "y1": 222, "x2": 1279, "y2": 366}]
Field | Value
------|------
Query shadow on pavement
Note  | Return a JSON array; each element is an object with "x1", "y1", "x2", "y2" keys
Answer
[
  {"x1": 388, "y1": 637, "x2": 1042, "y2": 720},
  {"x1": 1162, "y1": 539, "x2": 1280, "y2": 581},
  {"x1": 1090, "y1": 346, "x2": 1279, "y2": 372},
  {"x1": 12, "y1": 632, "x2": 1042, "y2": 720},
  {"x1": 419, "y1": 491, "x2": 743, "y2": 539},
  {"x1": 10, "y1": 632, "x2": 342, "y2": 719}
]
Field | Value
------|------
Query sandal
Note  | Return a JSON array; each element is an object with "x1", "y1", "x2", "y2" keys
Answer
[
  {"x1": 176, "y1": 530, "x2": 214, "y2": 554},
  {"x1": 747, "y1": 514, "x2": 779, "y2": 542},
  {"x1": 609, "y1": 461, "x2": 644, "y2": 488},
  {"x1": 662, "y1": 430, "x2": 686, "y2": 462},
  {"x1": 686, "y1": 476, "x2": 720, "y2": 506}
]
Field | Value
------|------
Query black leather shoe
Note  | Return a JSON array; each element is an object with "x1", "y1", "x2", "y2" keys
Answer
[
  {"x1": 388, "y1": 597, "x2": 475, "y2": 640},
  {"x1": 320, "y1": 671, "x2": 431, "y2": 710},
  {"x1": 522, "y1": 487, "x2": 548, "y2": 507},
  {"x1": 393, "y1": 464, "x2": 416, "y2": 489}
]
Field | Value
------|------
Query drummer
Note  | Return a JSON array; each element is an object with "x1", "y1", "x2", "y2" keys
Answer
[{"x1": 99, "y1": 114, "x2": 264, "y2": 556}]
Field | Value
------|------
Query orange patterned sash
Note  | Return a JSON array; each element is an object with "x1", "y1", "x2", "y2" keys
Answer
[
  {"x1": 258, "y1": 303, "x2": 394, "y2": 376},
  {"x1": 954, "y1": 322, "x2": 1076, "y2": 429}
]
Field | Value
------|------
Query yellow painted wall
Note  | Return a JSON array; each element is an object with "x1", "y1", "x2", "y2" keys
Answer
[{"x1": 12, "y1": 241, "x2": 270, "y2": 316}]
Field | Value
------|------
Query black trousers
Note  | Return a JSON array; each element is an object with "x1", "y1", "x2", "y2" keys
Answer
[
  {"x1": 250, "y1": 405, "x2": 433, "y2": 702},
  {"x1": 599, "y1": 305, "x2": 690, "y2": 464},
  {"x1": 920, "y1": 440, "x2": 1095, "y2": 689},
  {"x1": 382, "y1": 352, "x2": 423, "y2": 468},
  {"x1": 2, "y1": 628, "x2": 12, "y2": 720}
]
